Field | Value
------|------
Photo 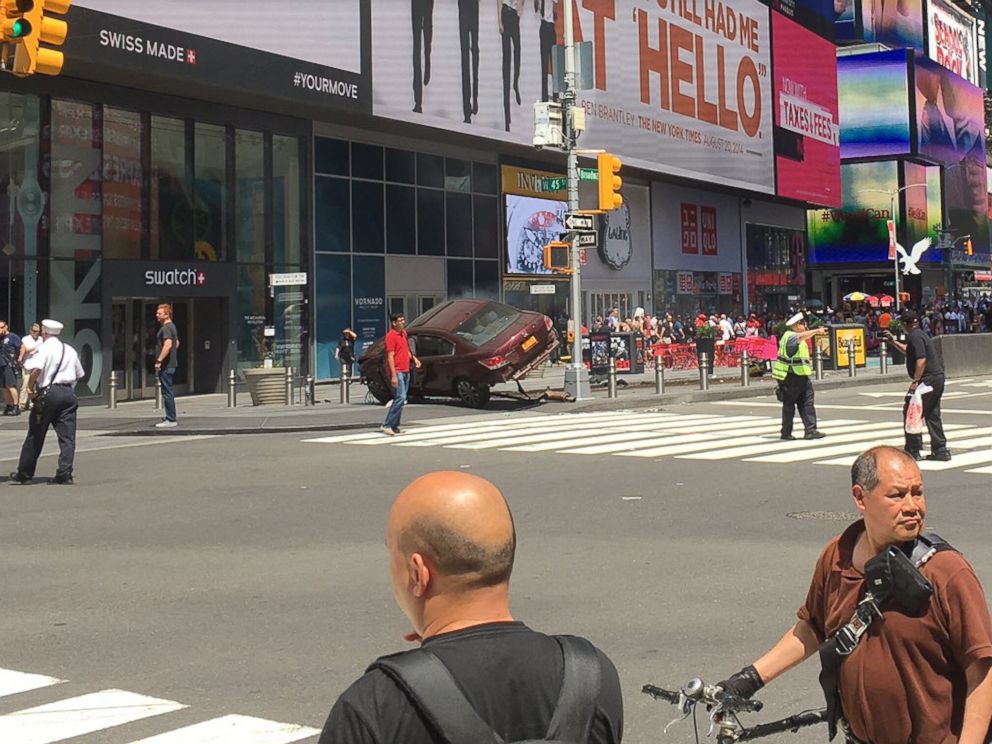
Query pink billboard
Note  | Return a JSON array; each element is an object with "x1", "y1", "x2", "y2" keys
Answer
[{"x1": 772, "y1": 13, "x2": 841, "y2": 208}]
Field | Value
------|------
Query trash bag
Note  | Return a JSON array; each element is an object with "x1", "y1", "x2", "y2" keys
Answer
[{"x1": 905, "y1": 382, "x2": 933, "y2": 434}]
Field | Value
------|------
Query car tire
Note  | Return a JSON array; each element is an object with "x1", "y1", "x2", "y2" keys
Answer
[
  {"x1": 455, "y1": 378, "x2": 491, "y2": 409},
  {"x1": 366, "y1": 378, "x2": 393, "y2": 405}
]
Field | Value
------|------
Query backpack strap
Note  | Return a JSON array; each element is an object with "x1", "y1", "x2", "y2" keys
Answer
[
  {"x1": 544, "y1": 635, "x2": 602, "y2": 741},
  {"x1": 908, "y1": 530, "x2": 955, "y2": 566},
  {"x1": 372, "y1": 650, "x2": 502, "y2": 744}
]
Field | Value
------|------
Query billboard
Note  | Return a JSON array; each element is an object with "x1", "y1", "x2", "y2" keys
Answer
[
  {"x1": 914, "y1": 52, "x2": 989, "y2": 254},
  {"x1": 75, "y1": 0, "x2": 362, "y2": 73},
  {"x1": 765, "y1": 0, "x2": 836, "y2": 40},
  {"x1": 772, "y1": 12, "x2": 840, "y2": 207},
  {"x1": 838, "y1": 51, "x2": 911, "y2": 159},
  {"x1": 834, "y1": 0, "x2": 924, "y2": 49},
  {"x1": 807, "y1": 161, "x2": 900, "y2": 264},
  {"x1": 505, "y1": 195, "x2": 566, "y2": 275},
  {"x1": 903, "y1": 161, "x2": 945, "y2": 263},
  {"x1": 926, "y1": 0, "x2": 978, "y2": 84},
  {"x1": 373, "y1": 0, "x2": 775, "y2": 193}
]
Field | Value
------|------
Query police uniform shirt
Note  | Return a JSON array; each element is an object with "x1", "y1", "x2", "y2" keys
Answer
[{"x1": 24, "y1": 337, "x2": 84, "y2": 387}]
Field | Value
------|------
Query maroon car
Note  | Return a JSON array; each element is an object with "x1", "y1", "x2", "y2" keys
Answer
[{"x1": 359, "y1": 299, "x2": 559, "y2": 408}]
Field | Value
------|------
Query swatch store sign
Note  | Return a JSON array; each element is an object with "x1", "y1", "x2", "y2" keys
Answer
[{"x1": 145, "y1": 268, "x2": 206, "y2": 288}]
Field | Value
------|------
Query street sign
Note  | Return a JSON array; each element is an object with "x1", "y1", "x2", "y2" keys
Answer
[
  {"x1": 541, "y1": 177, "x2": 567, "y2": 191},
  {"x1": 530, "y1": 284, "x2": 556, "y2": 295},
  {"x1": 564, "y1": 213, "x2": 595, "y2": 231},
  {"x1": 562, "y1": 229, "x2": 597, "y2": 247},
  {"x1": 579, "y1": 168, "x2": 598, "y2": 181},
  {"x1": 579, "y1": 248, "x2": 588, "y2": 266},
  {"x1": 270, "y1": 272, "x2": 307, "y2": 286}
]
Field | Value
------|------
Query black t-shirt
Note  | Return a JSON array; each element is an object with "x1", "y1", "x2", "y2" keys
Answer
[
  {"x1": 156, "y1": 322, "x2": 179, "y2": 369},
  {"x1": 319, "y1": 622, "x2": 623, "y2": 744},
  {"x1": 905, "y1": 327, "x2": 943, "y2": 382}
]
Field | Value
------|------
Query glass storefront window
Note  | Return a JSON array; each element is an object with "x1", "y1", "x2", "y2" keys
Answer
[
  {"x1": 386, "y1": 184, "x2": 415, "y2": 254},
  {"x1": 103, "y1": 108, "x2": 144, "y2": 260},
  {"x1": 746, "y1": 224, "x2": 807, "y2": 314},
  {"x1": 273, "y1": 134, "x2": 301, "y2": 266},
  {"x1": 194, "y1": 123, "x2": 227, "y2": 262},
  {"x1": 236, "y1": 129, "x2": 265, "y2": 263},
  {"x1": 150, "y1": 115, "x2": 191, "y2": 260},
  {"x1": 417, "y1": 189, "x2": 444, "y2": 255},
  {"x1": 446, "y1": 192, "x2": 472, "y2": 256},
  {"x1": 236, "y1": 263, "x2": 267, "y2": 370},
  {"x1": 352, "y1": 180, "x2": 384, "y2": 253}
]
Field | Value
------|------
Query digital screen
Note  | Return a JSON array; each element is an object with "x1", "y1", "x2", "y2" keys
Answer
[
  {"x1": 773, "y1": 12, "x2": 841, "y2": 207},
  {"x1": 903, "y1": 161, "x2": 944, "y2": 264},
  {"x1": 504, "y1": 194, "x2": 566, "y2": 275},
  {"x1": 926, "y1": 0, "x2": 979, "y2": 83},
  {"x1": 914, "y1": 52, "x2": 989, "y2": 254},
  {"x1": 861, "y1": 0, "x2": 925, "y2": 50},
  {"x1": 765, "y1": 0, "x2": 836, "y2": 39},
  {"x1": 807, "y1": 161, "x2": 900, "y2": 263},
  {"x1": 834, "y1": 0, "x2": 859, "y2": 41},
  {"x1": 838, "y1": 51, "x2": 911, "y2": 159}
]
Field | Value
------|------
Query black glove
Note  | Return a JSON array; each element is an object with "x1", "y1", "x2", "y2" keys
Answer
[{"x1": 717, "y1": 665, "x2": 765, "y2": 700}]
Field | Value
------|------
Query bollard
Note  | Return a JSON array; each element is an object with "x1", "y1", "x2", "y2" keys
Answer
[
  {"x1": 879, "y1": 340, "x2": 888, "y2": 375},
  {"x1": 847, "y1": 341, "x2": 857, "y2": 378},
  {"x1": 698, "y1": 352, "x2": 710, "y2": 391},
  {"x1": 814, "y1": 347, "x2": 824, "y2": 381},
  {"x1": 607, "y1": 356, "x2": 618, "y2": 398},
  {"x1": 305, "y1": 374, "x2": 315, "y2": 405},
  {"x1": 340, "y1": 365, "x2": 351, "y2": 404},
  {"x1": 654, "y1": 358, "x2": 665, "y2": 395},
  {"x1": 154, "y1": 375, "x2": 163, "y2": 410},
  {"x1": 740, "y1": 349, "x2": 750, "y2": 387},
  {"x1": 285, "y1": 365, "x2": 294, "y2": 405},
  {"x1": 108, "y1": 370, "x2": 118, "y2": 409},
  {"x1": 227, "y1": 369, "x2": 237, "y2": 408}
]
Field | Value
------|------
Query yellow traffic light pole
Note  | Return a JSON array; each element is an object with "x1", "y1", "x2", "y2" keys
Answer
[{"x1": 2, "y1": 0, "x2": 70, "y2": 77}]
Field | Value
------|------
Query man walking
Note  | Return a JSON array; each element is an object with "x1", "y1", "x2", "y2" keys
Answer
[
  {"x1": 772, "y1": 312, "x2": 828, "y2": 440},
  {"x1": 458, "y1": 0, "x2": 480, "y2": 123},
  {"x1": 10, "y1": 319, "x2": 85, "y2": 485},
  {"x1": 318, "y1": 471, "x2": 623, "y2": 743},
  {"x1": 154, "y1": 303, "x2": 179, "y2": 428},
  {"x1": 381, "y1": 313, "x2": 420, "y2": 436},
  {"x1": 885, "y1": 309, "x2": 949, "y2": 461},
  {"x1": 0, "y1": 319, "x2": 22, "y2": 415},
  {"x1": 411, "y1": 0, "x2": 435, "y2": 114}
]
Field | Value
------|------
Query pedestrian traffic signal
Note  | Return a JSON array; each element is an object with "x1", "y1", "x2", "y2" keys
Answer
[
  {"x1": 597, "y1": 153, "x2": 622, "y2": 212},
  {"x1": 5, "y1": 0, "x2": 71, "y2": 77},
  {"x1": 543, "y1": 241, "x2": 572, "y2": 273}
]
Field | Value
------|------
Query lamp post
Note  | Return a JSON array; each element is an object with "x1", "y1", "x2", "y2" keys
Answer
[
  {"x1": 1, "y1": 242, "x2": 14, "y2": 324},
  {"x1": 857, "y1": 185, "x2": 927, "y2": 311}
]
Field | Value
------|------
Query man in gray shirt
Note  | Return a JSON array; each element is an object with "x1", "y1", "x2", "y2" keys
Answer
[{"x1": 154, "y1": 303, "x2": 179, "y2": 428}]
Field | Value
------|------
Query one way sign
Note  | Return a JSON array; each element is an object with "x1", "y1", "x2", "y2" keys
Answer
[{"x1": 564, "y1": 213, "x2": 595, "y2": 231}]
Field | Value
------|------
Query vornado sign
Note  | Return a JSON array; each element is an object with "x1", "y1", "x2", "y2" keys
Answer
[{"x1": 144, "y1": 268, "x2": 206, "y2": 287}]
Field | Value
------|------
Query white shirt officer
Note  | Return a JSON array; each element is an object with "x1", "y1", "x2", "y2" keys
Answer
[{"x1": 23, "y1": 321, "x2": 84, "y2": 390}]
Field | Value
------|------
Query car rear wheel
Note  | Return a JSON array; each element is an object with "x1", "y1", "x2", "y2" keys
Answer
[
  {"x1": 455, "y1": 378, "x2": 491, "y2": 409},
  {"x1": 366, "y1": 378, "x2": 393, "y2": 405}
]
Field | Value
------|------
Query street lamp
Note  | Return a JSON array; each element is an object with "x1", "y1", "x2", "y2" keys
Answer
[
  {"x1": 1, "y1": 242, "x2": 14, "y2": 324},
  {"x1": 857, "y1": 185, "x2": 927, "y2": 311}
]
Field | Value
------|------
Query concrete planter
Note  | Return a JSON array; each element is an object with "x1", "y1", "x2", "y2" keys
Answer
[{"x1": 244, "y1": 367, "x2": 287, "y2": 405}]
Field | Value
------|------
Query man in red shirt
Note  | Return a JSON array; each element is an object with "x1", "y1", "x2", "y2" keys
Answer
[{"x1": 382, "y1": 313, "x2": 421, "y2": 435}]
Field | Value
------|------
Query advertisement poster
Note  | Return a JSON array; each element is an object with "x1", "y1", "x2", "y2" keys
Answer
[
  {"x1": 372, "y1": 0, "x2": 775, "y2": 193},
  {"x1": 926, "y1": 0, "x2": 978, "y2": 83},
  {"x1": 915, "y1": 52, "x2": 989, "y2": 254},
  {"x1": 701, "y1": 206, "x2": 719, "y2": 256},
  {"x1": 767, "y1": 0, "x2": 836, "y2": 39},
  {"x1": 838, "y1": 51, "x2": 911, "y2": 159},
  {"x1": 772, "y1": 12, "x2": 840, "y2": 207},
  {"x1": 352, "y1": 255, "x2": 386, "y2": 358},
  {"x1": 807, "y1": 160, "x2": 900, "y2": 264},
  {"x1": 505, "y1": 195, "x2": 566, "y2": 275},
  {"x1": 681, "y1": 204, "x2": 699, "y2": 254},
  {"x1": 902, "y1": 161, "x2": 944, "y2": 263}
]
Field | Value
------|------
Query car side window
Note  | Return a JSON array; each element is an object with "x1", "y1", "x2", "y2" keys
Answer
[{"x1": 415, "y1": 335, "x2": 455, "y2": 357}]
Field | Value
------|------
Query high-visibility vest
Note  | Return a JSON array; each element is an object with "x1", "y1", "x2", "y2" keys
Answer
[{"x1": 772, "y1": 330, "x2": 812, "y2": 380}]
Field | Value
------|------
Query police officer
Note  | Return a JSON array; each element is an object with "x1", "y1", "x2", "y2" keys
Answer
[
  {"x1": 773, "y1": 312, "x2": 828, "y2": 441},
  {"x1": 9, "y1": 319, "x2": 85, "y2": 485}
]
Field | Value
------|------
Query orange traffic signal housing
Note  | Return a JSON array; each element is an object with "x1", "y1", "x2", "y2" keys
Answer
[
  {"x1": 543, "y1": 241, "x2": 572, "y2": 273},
  {"x1": 597, "y1": 153, "x2": 622, "y2": 211},
  {"x1": 10, "y1": 0, "x2": 70, "y2": 77}
]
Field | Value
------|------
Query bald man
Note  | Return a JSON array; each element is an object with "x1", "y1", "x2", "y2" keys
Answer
[{"x1": 319, "y1": 472, "x2": 623, "y2": 743}]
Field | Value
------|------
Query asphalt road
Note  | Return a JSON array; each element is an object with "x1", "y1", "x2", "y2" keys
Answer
[{"x1": 1, "y1": 376, "x2": 990, "y2": 744}]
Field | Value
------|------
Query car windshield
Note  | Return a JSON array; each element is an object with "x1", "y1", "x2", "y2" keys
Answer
[{"x1": 453, "y1": 303, "x2": 523, "y2": 347}]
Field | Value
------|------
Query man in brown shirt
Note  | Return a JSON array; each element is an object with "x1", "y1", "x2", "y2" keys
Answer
[{"x1": 719, "y1": 446, "x2": 992, "y2": 743}]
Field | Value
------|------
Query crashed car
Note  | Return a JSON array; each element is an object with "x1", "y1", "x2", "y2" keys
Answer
[{"x1": 359, "y1": 299, "x2": 559, "y2": 408}]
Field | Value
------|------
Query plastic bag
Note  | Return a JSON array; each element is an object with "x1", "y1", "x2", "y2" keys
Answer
[{"x1": 904, "y1": 382, "x2": 933, "y2": 434}]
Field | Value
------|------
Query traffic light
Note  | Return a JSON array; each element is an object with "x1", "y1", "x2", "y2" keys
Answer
[
  {"x1": 597, "y1": 152, "x2": 622, "y2": 212},
  {"x1": 543, "y1": 241, "x2": 572, "y2": 273},
  {"x1": 965, "y1": 238, "x2": 973, "y2": 256},
  {"x1": 7, "y1": 0, "x2": 71, "y2": 77}
]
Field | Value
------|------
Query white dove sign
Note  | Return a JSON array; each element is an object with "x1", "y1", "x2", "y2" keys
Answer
[{"x1": 896, "y1": 238, "x2": 931, "y2": 275}]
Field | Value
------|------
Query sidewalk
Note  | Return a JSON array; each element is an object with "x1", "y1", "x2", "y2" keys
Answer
[{"x1": 0, "y1": 360, "x2": 910, "y2": 437}]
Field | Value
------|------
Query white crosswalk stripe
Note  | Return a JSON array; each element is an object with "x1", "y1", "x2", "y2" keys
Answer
[
  {"x1": 304, "y1": 411, "x2": 988, "y2": 475},
  {"x1": 0, "y1": 667, "x2": 319, "y2": 744}
]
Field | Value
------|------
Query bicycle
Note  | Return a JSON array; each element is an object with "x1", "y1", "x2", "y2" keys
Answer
[{"x1": 643, "y1": 678, "x2": 827, "y2": 743}]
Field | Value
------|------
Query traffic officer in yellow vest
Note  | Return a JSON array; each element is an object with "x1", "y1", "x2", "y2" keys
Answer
[{"x1": 773, "y1": 312, "x2": 829, "y2": 441}]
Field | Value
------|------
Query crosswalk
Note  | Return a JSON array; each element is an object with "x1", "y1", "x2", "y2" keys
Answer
[
  {"x1": 305, "y1": 411, "x2": 992, "y2": 475},
  {"x1": 0, "y1": 667, "x2": 318, "y2": 743}
]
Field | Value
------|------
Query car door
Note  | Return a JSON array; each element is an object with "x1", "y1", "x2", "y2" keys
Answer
[{"x1": 411, "y1": 333, "x2": 457, "y2": 395}]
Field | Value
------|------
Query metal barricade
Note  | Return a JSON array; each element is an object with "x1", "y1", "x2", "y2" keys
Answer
[
  {"x1": 108, "y1": 371, "x2": 118, "y2": 409},
  {"x1": 227, "y1": 369, "x2": 237, "y2": 408},
  {"x1": 814, "y1": 347, "x2": 824, "y2": 381},
  {"x1": 654, "y1": 358, "x2": 665, "y2": 394},
  {"x1": 285, "y1": 365, "x2": 294, "y2": 405},
  {"x1": 847, "y1": 341, "x2": 857, "y2": 378},
  {"x1": 740, "y1": 349, "x2": 750, "y2": 387},
  {"x1": 879, "y1": 340, "x2": 888, "y2": 375},
  {"x1": 607, "y1": 356, "x2": 618, "y2": 398},
  {"x1": 698, "y1": 352, "x2": 710, "y2": 391},
  {"x1": 305, "y1": 374, "x2": 315, "y2": 405},
  {"x1": 154, "y1": 375, "x2": 163, "y2": 410},
  {"x1": 340, "y1": 366, "x2": 351, "y2": 404}
]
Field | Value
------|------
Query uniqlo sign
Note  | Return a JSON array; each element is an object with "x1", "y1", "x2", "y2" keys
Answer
[
  {"x1": 677, "y1": 271, "x2": 695, "y2": 294},
  {"x1": 718, "y1": 272, "x2": 733, "y2": 294},
  {"x1": 700, "y1": 206, "x2": 718, "y2": 256},
  {"x1": 681, "y1": 204, "x2": 698, "y2": 255}
]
